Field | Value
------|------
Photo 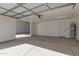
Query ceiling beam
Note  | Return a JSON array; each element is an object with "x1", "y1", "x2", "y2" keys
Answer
[
  {"x1": 0, "y1": 3, "x2": 75, "y2": 19},
  {"x1": 0, "y1": 6, "x2": 19, "y2": 14},
  {"x1": 72, "y1": 3, "x2": 76, "y2": 8},
  {"x1": 37, "y1": 3, "x2": 75, "y2": 13},
  {"x1": 12, "y1": 4, "x2": 45, "y2": 16},
  {"x1": 15, "y1": 4, "x2": 45, "y2": 18},
  {"x1": 0, "y1": 3, "x2": 29, "y2": 18},
  {"x1": 2, "y1": 6, "x2": 19, "y2": 15},
  {"x1": 45, "y1": 3, "x2": 51, "y2": 9},
  {"x1": 12, "y1": 10, "x2": 28, "y2": 16},
  {"x1": 19, "y1": 3, "x2": 74, "y2": 18},
  {"x1": 44, "y1": 3, "x2": 74, "y2": 12},
  {"x1": 0, "y1": 13, "x2": 17, "y2": 19},
  {"x1": 2, "y1": 4, "x2": 21, "y2": 15},
  {"x1": 17, "y1": 3, "x2": 40, "y2": 16}
]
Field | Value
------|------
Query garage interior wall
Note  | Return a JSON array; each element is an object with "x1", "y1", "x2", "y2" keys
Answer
[
  {"x1": 0, "y1": 14, "x2": 79, "y2": 43},
  {"x1": 16, "y1": 20, "x2": 30, "y2": 34},
  {"x1": 31, "y1": 22, "x2": 37, "y2": 35},
  {"x1": 30, "y1": 17, "x2": 79, "y2": 41},
  {"x1": 0, "y1": 15, "x2": 16, "y2": 42},
  {"x1": 0, "y1": 3, "x2": 79, "y2": 42},
  {"x1": 37, "y1": 19, "x2": 76, "y2": 38}
]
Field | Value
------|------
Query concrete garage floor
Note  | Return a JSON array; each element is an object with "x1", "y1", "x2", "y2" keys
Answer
[{"x1": 0, "y1": 36, "x2": 79, "y2": 56}]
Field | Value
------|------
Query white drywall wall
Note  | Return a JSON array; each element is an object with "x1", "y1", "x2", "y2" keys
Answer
[
  {"x1": 0, "y1": 15, "x2": 16, "y2": 42},
  {"x1": 16, "y1": 20, "x2": 30, "y2": 34},
  {"x1": 31, "y1": 22, "x2": 37, "y2": 35},
  {"x1": 37, "y1": 21, "x2": 59, "y2": 37},
  {"x1": 37, "y1": 19, "x2": 76, "y2": 38}
]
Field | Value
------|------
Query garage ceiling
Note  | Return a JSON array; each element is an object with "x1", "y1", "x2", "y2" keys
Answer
[{"x1": 0, "y1": 3, "x2": 75, "y2": 19}]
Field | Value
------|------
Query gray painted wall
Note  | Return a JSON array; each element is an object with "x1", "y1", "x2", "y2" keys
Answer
[{"x1": 16, "y1": 20, "x2": 30, "y2": 34}]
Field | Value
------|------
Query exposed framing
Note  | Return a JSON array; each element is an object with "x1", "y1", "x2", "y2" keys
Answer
[
  {"x1": 12, "y1": 4, "x2": 45, "y2": 16},
  {"x1": 0, "y1": 3, "x2": 76, "y2": 19},
  {"x1": 45, "y1": 3, "x2": 51, "y2": 9},
  {"x1": 19, "y1": 3, "x2": 75, "y2": 18}
]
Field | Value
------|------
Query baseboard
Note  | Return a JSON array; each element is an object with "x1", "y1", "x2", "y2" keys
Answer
[
  {"x1": 0, "y1": 39, "x2": 16, "y2": 44},
  {"x1": 16, "y1": 32, "x2": 30, "y2": 34},
  {"x1": 33, "y1": 35, "x2": 60, "y2": 38},
  {"x1": 33, "y1": 35, "x2": 71, "y2": 39}
]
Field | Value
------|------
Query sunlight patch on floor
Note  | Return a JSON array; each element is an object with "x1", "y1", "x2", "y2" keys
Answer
[
  {"x1": 16, "y1": 34, "x2": 31, "y2": 38},
  {"x1": 25, "y1": 46, "x2": 70, "y2": 56},
  {"x1": 0, "y1": 43, "x2": 35, "y2": 56},
  {"x1": 0, "y1": 43, "x2": 70, "y2": 56}
]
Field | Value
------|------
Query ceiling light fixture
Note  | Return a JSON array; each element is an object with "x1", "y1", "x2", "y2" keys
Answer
[{"x1": 56, "y1": 16, "x2": 66, "y2": 19}]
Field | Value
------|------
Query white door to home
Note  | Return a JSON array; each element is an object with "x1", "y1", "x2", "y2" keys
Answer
[
  {"x1": 59, "y1": 22, "x2": 70, "y2": 38},
  {"x1": 59, "y1": 22, "x2": 65, "y2": 37}
]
